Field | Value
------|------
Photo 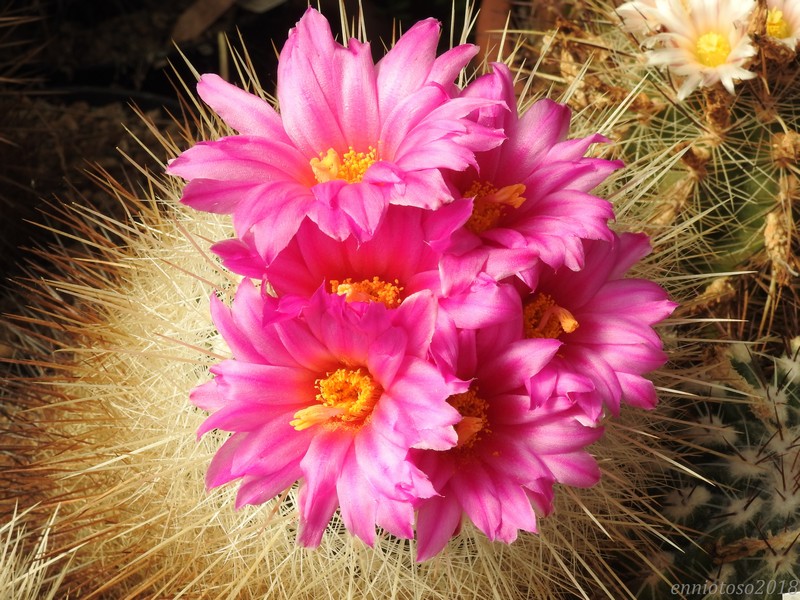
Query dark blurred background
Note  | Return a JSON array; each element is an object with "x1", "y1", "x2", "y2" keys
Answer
[{"x1": 0, "y1": 0, "x2": 474, "y2": 298}]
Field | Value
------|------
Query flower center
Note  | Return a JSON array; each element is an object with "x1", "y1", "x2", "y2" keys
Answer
[
  {"x1": 329, "y1": 277, "x2": 404, "y2": 309},
  {"x1": 767, "y1": 8, "x2": 791, "y2": 39},
  {"x1": 695, "y1": 32, "x2": 731, "y2": 68},
  {"x1": 463, "y1": 180, "x2": 527, "y2": 234},
  {"x1": 310, "y1": 147, "x2": 377, "y2": 184},
  {"x1": 524, "y1": 293, "x2": 580, "y2": 339},
  {"x1": 290, "y1": 367, "x2": 381, "y2": 431},
  {"x1": 447, "y1": 387, "x2": 491, "y2": 450}
]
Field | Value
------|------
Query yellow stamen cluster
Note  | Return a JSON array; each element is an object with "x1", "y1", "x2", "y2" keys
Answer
[
  {"x1": 448, "y1": 387, "x2": 491, "y2": 450},
  {"x1": 463, "y1": 180, "x2": 527, "y2": 234},
  {"x1": 310, "y1": 146, "x2": 378, "y2": 184},
  {"x1": 291, "y1": 367, "x2": 381, "y2": 431},
  {"x1": 695, "y1": 32, "x2": 731, "y2": 68},
  {"x1": 330, "y1": 277, "x2": 404, "y2": 309},
  {"x1": 767, "y1": 8, "x2": 791, "y2": 39},
  {"x1": 524, "y1": 293, "x2": 580, "y2": 339}
]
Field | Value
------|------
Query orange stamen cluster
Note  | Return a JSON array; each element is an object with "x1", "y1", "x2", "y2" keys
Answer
[
  {"x1": 330, "y1": 277, "x2": 404, "y2": 309},
  {"x1": 463, "y1": 180, "x2": 527, "y2": 234},
  {"x1": 524, "y1": 293, "x2": 580, "y2": 339},
  {"x1": 447, "y1": 387, "x2": 491, "y2": 451},
  {"x1": 310, "y1": 146, "x2": 378, "y2": 183},
  {"x1": 767, "y1": 8, "x2": 791, "y2": 39},
  {"x1": 291, "y1": 367, "x2": 381, "y2": 431}
]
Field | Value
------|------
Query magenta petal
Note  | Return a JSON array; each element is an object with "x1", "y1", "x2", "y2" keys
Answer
[
  {"x1": 563, "y1": 351, "x2": 624, "y2": 416},
  {"x1": 480, "y1": 339, "x2": 561, "y2": 393},
  {"x1": 229, "y1": 419, "x2": 311, "y2": 478},
  {"x1": 415, "y1": 494, "x2": 463, "y2": 562},
  {"x1": 209, "y1": 292, "x2": 261, "y2": 364},
  {"x1": 277, "y1": 9, "x2": 346, "y2": 155},
  {"x1": 548, "y1": 133, "x2": 610, "y2": 162},
  {"x1": 610, "y1": 232, "x2": 653, "y2": 277},
  {"x1": 334, "y1": 180, "x2": 390, "y2": 241},
  {"x1": 427, "y1": 44, "x2": 479, "y2": 92},
  {"x1": 390, "y1": 291, "x2": 438, "y2": 358},
  {"x1": 177, "y1": 179, "x2": 256, "y2": 214},
  {"x1": 522, "y1": 159, "x2": 621, "y2": 199},
  {"x1": 234, "y1": 463, "x2": 300, "y2": 508},
  {"x1": 190, "y1": 379, "x2": 225, "y2": 413},
  {"x1": 543, "y1": 451, "x2": 601, "y2": 488},
  {"x1": 278, "y1": 8, "x2": 379, "y2": 155},
  {"x1": 376, "y1": 18, "x2": 442, "y2": 116},
  {"x1": 197, "y1": 402, "x2": 285, "y2": 437},
  {"x1": 297, "y1": 430, "x2": 350, "y2": 547},
  {"x1": 380, "y1": 85, "x2": 450, "y2": 160},
  {"x1": 336, "y1": 447, "x2": 378, "y2": 546},
  {"x1": 211, "y1": 238, "x2": 265, "y2": 279},
  {"x1": 374, "y1": 360, "x2": 459, "y2": 451},
  {"x1": 438, "y1": 276, "x2": 521, "y2": 330},
  {"x1": 206, "y1": 432, "x2": 245, "y2": 489},
  {"x1": 590, "y1": 279, "x2": 678, "y2": 323},
  {"x1": 504, "y1": 98, "x2": 571, "y2": 174},
  {"x1": 617, "y1": 372, "x2": 659, "y2": 409},
  {"x1": 375, "y1": 495, "x2": 416, "y2": 540},
  {"x1": 209, "y1": 362, "x2": 312, "y2": 407},
  {"x1": 448, "y1": 463, "x2": 502, "y2": 539},
  {"x1": 392, "y1": 167, "x2": 452, "y2": 210},
  {"x1": 489, "y1": 479, "x2": 539, "y2": 541},
  {"x1": 167, "y1": 136, "x2": 309, "y2": 183},
  {"x1": 308, "y1": 180, "x2": 364, "y2": 241},
  {"x1": 197, "y1": 73, "x2": 289, "y2": 140}
]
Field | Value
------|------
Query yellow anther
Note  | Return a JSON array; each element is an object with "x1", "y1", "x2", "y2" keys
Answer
[
  {"x1": 330, "y1": 276, "x2": 404, "y2": 309},
  {"x1": 310, "y1": 146, "x2": 377, "y2": 184},
  {"x1": 448, "y1": 387, "x2": 490, "y2": 450},
  {"x1": 767, "y1": 8, "x2": 791, "y2": 39},
  {"x1": 463, "y1": 180, "x2": 527, "y2": 234},
  {"x1": 695, "y1": 32, "x2": 731, "y2": 68},
  {"x1": 291, "y1": 367, "x2": 380, "y2": 431},
  {"x1": 524, "y1": 293, "x2": 579, "y2": 339}
]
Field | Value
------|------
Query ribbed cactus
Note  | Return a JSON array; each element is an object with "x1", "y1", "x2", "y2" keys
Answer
[
  {"x1": 631, "y1": 339, "x2": 800, "y2": 599},
  {"x1": 509, "y1": 0, "x2": 799, "y2": 343},
  {"x1": 503, "y1": 1, "x2": 800, "y2": 596}
]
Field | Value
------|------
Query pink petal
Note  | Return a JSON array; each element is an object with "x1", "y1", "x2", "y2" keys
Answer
[
  {"x1": 480, "y1": 338, "x2": 561, "y2": 394},
  {"x1": 448, "y1": 463, "x2": 503, "y2": 539},
  {"x1": 336, "y1": 446, "x2": 378, "y2": 545},
  {"x1": 542, "y1": 451, "x2": 601, "y2": 488},
  {"x1": 234, "y1": 463, "x2": 301, "y2": 508},
  {"x1": 206, "y1": 432, "x2": 245, "y2": 488},
  {"x1": 211, "y1": 237, "x2": 265, "y2": 279},
  {"x1": 390, "y1": 290, "x2": 438, "y2": 359},
  {"x1": 167, "y1": 136, "x2": 310, "y2": 183},
  {"x1": 376, "y1": 18, "x2": 442, "y2": 116},
  {"x1": 278, "y1": 8, "x2": 379, "y2": 155},
  {"x1": 438, "y1": 276, "x2": 521, "y2": 330},
  {"x1": 375, "y1": 495, "x2": 416, "y2": 540},
  {"x1": 297, "y1": 429, "x2": 351, "y2": 547},
  {"x1": 229, "y1": 419, "x2": 311, "y2": 478},
  {"x1": 197, "y1": 73, "x2": 289, "y2": 139},
  {"x1": 504, "y1": 98, "x2": 571, "y2": 175},
  {"x1": 190, "y1": 379, "x2": 225, "y2": 412},
  {"x1": 415, "y1": 494, "x2": 463, "y2": 561}
]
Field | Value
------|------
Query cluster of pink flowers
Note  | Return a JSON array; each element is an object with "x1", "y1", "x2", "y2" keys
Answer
[{"x1": 168, "y1": 8, "x2": 675, "y2": 560}]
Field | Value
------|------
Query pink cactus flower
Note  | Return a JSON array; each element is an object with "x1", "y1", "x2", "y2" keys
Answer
[
  {"x1": 414, "y1": 321, "x2": 603, "y2": 561},
  {"x1": 516, "y1": 232, "x2": 677, "y2": 419},
  {"x1": 439, "y1": 63, "x2": 619, "y2": 290},
  {"x1": 214, "y1": 205, "x2": 520, "y2": 329},
  {"x1": 193, "y1": 280, "x2": 461, "y2": 546},
  {"x1": 167, "y1": 8, "x2": 505, "y2": 265}
]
